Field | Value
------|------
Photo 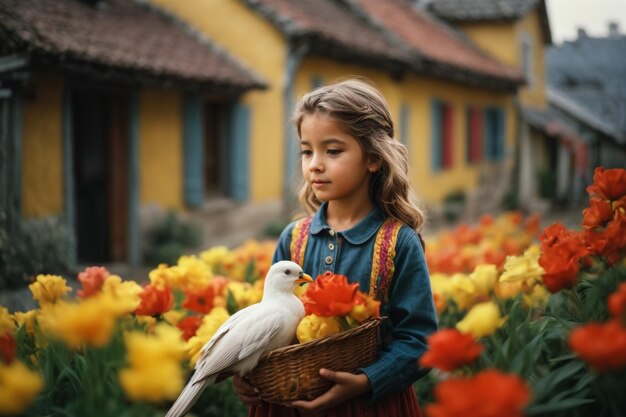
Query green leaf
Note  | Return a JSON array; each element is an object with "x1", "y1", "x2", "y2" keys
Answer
[
  {"x1": 226, "y1": 289, "x2": 238, "y2": 315},
  {"x1": 526, "y1": 397, "x2": 596, "y2": 414}
]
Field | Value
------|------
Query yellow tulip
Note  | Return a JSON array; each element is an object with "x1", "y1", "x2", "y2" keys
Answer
[
  {"x1": 499, "y1": 245, "x2": 544, "y2": 283},
  {"x1": 296, "y1": 315, "x2": 342, "y2": 343},
  {"x1": 186, "y1": 307, "x2": 230, "y2": 365},
  {"x1": 450, "y1": 274, "x2": 477, "y2": 311},
  {"x1": 11, "y1": 310, "x2": 38, "y2": 335},
  {"x1": 470, "y1": 264, "x2": 498, "y2": 296},
  {"x1": 119, "y1": 324, "x2": 186, "y2": 403},
  {"x1": 29, "y1": 275, "x2": 72, "y2": 306},
  {"x1": 38, "y1": 294, "x2": 122, "y2": 349},
  {"x1": 0, "y1": 307, "x2": 13, "y2": 334},
  {"x1": 0, "y1": 360, "x2": 44, "y2": 414},
  {"x1": 177, "y1": 255, "x2": 213, "y2": 291},
  {"x1": 523, "y1": 284, "x2": 550, "y2": 309},
  {"x1": 101, "y1": 275, "x2": 143, "y2": 314},
  {"x1": 456, "y1": 301, "x2": 503, "y2": 339}
]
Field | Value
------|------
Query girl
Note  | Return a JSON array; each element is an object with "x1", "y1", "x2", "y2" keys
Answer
[{"x1": 233, "y1": 78, "x2": 437, "y2": 417}]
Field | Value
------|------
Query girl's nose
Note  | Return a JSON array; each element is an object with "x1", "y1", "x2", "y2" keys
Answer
[{"x1": 309, "y1": 154, "x2": 323, "y2": 172}]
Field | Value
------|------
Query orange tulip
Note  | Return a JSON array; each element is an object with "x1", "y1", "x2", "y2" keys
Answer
[
  {"x1": 176, "y1": 316, "x2": 203, "y2": 341},
  {"x1": 136, "y1": 284, "x2": 173, "y2": 316},
  {"x1": 183, "y1": 284, "x2": 215, "y2": 314},
  {"x1": 569, "y1": 320, "x2": 626, "y2": 372},
  {"x1": 76, "y1": 266, "x2": 110, "y2": 298},
  {"x1": 301, "y1": 272, "x2": 358, "y2": 317},
  {"x1": 426, "y1": 370, "x2": 531, "y2": 417},
  {"x1": 586, "y1": 166, "x2": 626, "y2": 201},
  {"x1": 419, "y1": 329, "x2": 483, "y2": 372},
  {"x1": 582, "y1": 198, "x2": 614, "y2": 229}
]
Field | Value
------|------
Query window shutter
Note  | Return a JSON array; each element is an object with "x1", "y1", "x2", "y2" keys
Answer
[
  {"x1": 229, "y1": 103, "x2": 250, "y2": 202},
  {"x1": 442, "y1": 104, "x2": 454, "y2": 168},
  {"x1": 183, "y1": 93, "x2": 204, "y2": 208},
  {"x1": 431, "y1": 100, "x2": 442, "y2": 172}
]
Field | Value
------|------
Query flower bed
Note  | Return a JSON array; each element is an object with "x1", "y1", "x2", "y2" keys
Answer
[
  {"x1": 1, "y1": 167, "x2": 625, "y2": 417},
  {"x1": 419, "y1": 167, "x2": 626, "y2": 416}
]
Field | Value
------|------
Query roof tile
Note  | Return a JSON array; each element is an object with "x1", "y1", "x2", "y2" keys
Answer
[{"x1": 0, "y1": 0, "x2": 265, "y2": 89}]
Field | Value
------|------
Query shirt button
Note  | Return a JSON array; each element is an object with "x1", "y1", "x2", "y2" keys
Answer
[
  {"x1": 328, "y1": 229, "x2": 335, "y2": 236},
  {"x1": 325, "y1": 256, "x2": 333, "y2": 264},
  {"x1": 328, "y1": 243, "x2": 335, "y2": 251}
]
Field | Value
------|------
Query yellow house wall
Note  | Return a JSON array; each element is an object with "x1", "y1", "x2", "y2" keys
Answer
[
  {"x1": 515, "y1": 11, "x2": 547, "y2": 108},
  {"x1": 22, "y1": 74, "x2": 64, "y2": 218},
  {"x1": 406, "y1": 77, "x2": 516, "y2": 203},
  {"x1": 294, "y1": 58, "x2": 515, "y2": 204},
  {"x1": 457, "y1": 10, "x2": 547, "y2": 109},
  {"x1": 150, "y1": 0, "x2": 286, "y2": 202},
  {"x1": 139, "y1": 89, "x2": 184, "y2": 209}
]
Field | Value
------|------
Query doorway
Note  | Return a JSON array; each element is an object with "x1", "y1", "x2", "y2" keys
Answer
[{"x1": 72, "y1": 88, "x2": 129, "y2": 263}]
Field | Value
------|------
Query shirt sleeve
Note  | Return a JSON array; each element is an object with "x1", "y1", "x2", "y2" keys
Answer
[
  {"x1": 272, "y1": 221, "x2": 295, "y2": 263},
  {"x1": 360, "y1": 227, "x2": 438, "y2": 401}
]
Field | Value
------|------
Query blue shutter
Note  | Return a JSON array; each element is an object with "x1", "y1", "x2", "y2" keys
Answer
[
  {"x1": 431, "y1": 100, "x2": 442, "y2": 172},
  {"x1": 183, "y1": 93, "x2": 204, "y2": 207},
  {"x1": 128, "y1": 91, "x2": 141, "y2": 266},
  {"x1": 484, "y1": 108, "x2": 495, "y2": 161},
  {"x1": 229, "y1": 103, "x2": 250, "y2": 202}
]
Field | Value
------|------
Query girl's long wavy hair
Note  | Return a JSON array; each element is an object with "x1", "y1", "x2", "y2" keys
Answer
[{"x1": 292, "y1": 78, "x2": 426, "y2": 232}]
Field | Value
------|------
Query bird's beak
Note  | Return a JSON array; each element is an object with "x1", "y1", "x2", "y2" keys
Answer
[{"x1": 295, "y1": 273, "x2": 313, "y2": 285}]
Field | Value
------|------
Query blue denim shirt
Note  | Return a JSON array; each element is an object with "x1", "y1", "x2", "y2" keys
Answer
[{"x1": 272, "y1": 203, "x2": 438, "y2": 401}]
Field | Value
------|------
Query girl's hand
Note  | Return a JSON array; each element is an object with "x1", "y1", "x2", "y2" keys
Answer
[
  {"x1": 232, "y1": 374, "x2": 262, "y2": 406},
  {"x1": 290, "y1": 368, "x2": 371, "y2": 416}
]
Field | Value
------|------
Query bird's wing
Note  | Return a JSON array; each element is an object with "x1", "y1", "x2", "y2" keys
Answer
[
  {"x1": 192, "y1": 306, "x2": 286, "y2": 381},
  {"x1": 195, "y1": 306, "x2": 252, "y2": 365}
]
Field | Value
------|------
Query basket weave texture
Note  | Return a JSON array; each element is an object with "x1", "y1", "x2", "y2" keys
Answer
[{"x1": 248, "y1": 317, "x2": 381, "y2": 404}]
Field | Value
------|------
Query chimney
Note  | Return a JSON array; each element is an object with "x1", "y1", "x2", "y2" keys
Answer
[
  {"x1": 609, "y1": 21, "x2": 620, "y2": 38},
  {"x1": 577, "y1": 27, "x2": 587, "y2": 39}
]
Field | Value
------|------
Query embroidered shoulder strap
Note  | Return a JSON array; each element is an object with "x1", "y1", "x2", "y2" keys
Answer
[
  {"x1": 369, "y1": 218, "x2": 403, "y2": 302},
  {"x1": 290, "y1": 216, "x2": 312, "y2": 267}
]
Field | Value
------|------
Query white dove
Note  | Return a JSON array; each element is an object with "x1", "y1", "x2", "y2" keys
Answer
[{"x1": 165, "y1": 260, "x2": 313, "y2": 417}]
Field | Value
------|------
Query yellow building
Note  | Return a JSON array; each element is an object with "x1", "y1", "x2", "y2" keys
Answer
[
  {"x1": 152, "y1": 0, "x2": 524, "y2": 216},
  {"x1": 430, "y1": 0, "x2": 555, "y2": 208},
  {"x1": 0, "y1": 0, "x2": 263, "y2": 264}
]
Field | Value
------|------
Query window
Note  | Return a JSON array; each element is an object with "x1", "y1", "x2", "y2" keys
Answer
[
  {"x1": 431, "y1": 100, "x2": 454, "y2": 171},
  {"x1": 484, "y1": 107, "x2": 505, "y2": 161}
]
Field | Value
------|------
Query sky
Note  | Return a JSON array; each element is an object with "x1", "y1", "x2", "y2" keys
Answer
[{"x1": 546, "y1": 0, "x2": 626, "y2": 43}]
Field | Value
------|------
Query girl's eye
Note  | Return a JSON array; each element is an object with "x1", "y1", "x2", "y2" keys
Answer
[
  {"x1": 327, "y1": 149, "x2": 343, "y2": 155},
  {"x1": 299, "y1": 149, "x2": 312, "y2": 157}
]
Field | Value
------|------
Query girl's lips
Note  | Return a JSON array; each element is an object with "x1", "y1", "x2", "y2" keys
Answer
[{"x1": 311, "y1": 180, "x2": 329, "y2": 187}]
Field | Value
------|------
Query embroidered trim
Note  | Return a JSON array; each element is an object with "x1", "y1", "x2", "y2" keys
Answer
[
  {"x1": 290, "y1": 216, "x2": 312, "y2": 267},
  {"x1": 370, "y1": 219, "x2": 402, "y2": 302}
]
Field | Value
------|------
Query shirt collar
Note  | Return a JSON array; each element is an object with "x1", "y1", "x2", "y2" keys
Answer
[{"x1": 310, "y1": 202, "x2": 386, "y2": 245}]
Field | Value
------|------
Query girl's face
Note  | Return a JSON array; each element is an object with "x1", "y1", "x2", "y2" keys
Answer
[{"x1": 299, "y1": 112, "x2": 378, "y2": 204}]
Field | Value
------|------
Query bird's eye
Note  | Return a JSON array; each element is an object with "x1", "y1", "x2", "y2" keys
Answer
[{"x1": 285, "y1": 269, "x2": 291, "y2": 275}]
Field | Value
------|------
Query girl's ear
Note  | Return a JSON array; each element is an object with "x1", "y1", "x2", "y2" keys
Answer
[{"x1": 367, "y1": 158, "x2": 382, "y2": 173}]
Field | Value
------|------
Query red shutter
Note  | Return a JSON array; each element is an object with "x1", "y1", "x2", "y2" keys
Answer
[{"x1": 470, "y1": 107, "x2": 483, "y2": 163}]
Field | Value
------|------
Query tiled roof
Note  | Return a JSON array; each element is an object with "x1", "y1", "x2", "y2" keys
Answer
[
  {"x1": 245, "y1": 0, "x2": 411, "y2": 72},
  {"x1": 248, "y1": 0, "x2": 522, "y2": 89},
  {"x1": 429, "y1": 0, "x2": 539, "y2": 22},
  {"x1": 0, "y1": 0, "x2": 265, "y2": 90},
  {"x1": 355, "y1": 0, "x2": 523, "y2": 87},
  {"x1": 429, "y1": 0, "x2": 552, "y2": 44}
]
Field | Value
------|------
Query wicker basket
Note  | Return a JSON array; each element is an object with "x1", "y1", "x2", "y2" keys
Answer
[{"x1": 247, "y1": 317, "x2": 381, "y2": 404}]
